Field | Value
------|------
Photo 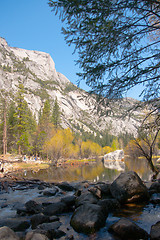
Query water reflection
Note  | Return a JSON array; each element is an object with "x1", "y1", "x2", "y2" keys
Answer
[
  {"x1": 125, "y1": 157, "x2": 154, "y2": 182},
  {"x1": 103, "y1": 159, "x2": 125, "y2": 171},
  {"x1": 18, "y1": 157, "x2": 159, "y2": 183}
]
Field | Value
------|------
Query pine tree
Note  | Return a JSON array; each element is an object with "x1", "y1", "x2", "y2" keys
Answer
[
  {"x1": 0, "y1": 90, "x2": 11, "y2": 155},
  {"x1": 7, "y1": 101, "x2": 17, "y2": 152},
  {"x1": 14, "y1": 84, "x2": 36, "y2": 154},
  {"x1": 111, "y1": 138, "x2": 120, "y2": 151},
  {"x1": 51, "y1": 97, "x2": 61, "y2": 129},
  {"x1": 39, "y1": 100, "x2": 51, "y2": 132},
  {"x1": 36, "y1": 100, "x2": 52, "y2": 158},
  {"x1": 49, "y1": 0, "x2": 160, "y2": 103},
  {"x1": 2, "y1": 96, "x2": 7, "y2": 155}
]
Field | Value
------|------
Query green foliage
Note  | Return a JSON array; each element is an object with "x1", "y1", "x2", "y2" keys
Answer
[
  {"x1": 33, "y1": 88, "x2": 49, "y2": 100},
  {"x1": 39, "y1": 100, "x2": 51, "y2": 127},
  {"x1": 23, "y1": 57, "x2": 30, "y2": 61},
  {"x1": 13, "y1": 61, "x2": 28, "y2": 73},
  {"x1": 51, "y1": 97, "x2": 61, "y2": 128},
  {"x1": 33, "y1": 78, "x2": 59, "y2": 91},
  {"x1": 111, "y1": 138, "x2": 119, "y2": 151},
  {"x1": 28, "y1": 79, "x2": 59, "y2": 100},
  {"x1": 37, "y1": 100, "x2": 52, "y2": 155},
  {"x1": 118, "y1": 132, "x2": 134, "y2": 148},
  {"x1": 1, "y1": 64, "x2": 12, "y2": 72},
  {"x1": 13, "y1": 83, "x2": 37, "y2": 154},
  {"x1": 64, "y1": 83, "x2": 78, "y2": 93},
  {"x1": 49, "y1": 0, "x2": 160, "y2": 102},
  {"x1": 7, "y1": 101, "x2": 17, "y2": 152}
]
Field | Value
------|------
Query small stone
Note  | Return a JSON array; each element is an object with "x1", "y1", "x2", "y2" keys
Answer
[
  {"x1": 43, "y1": 188, "x2": 58, "y2": 196},
  {"x1": 43, "y1": 202, "x2": 67, "y2": 216},
  {"x1": 25, "y1": 231, "x2": 49, "y2": 240},
  {"x1": 150, "y1": 221, "x2": 160, "y2": 240},
  {"x1": 25, "y1": 200, "x2": 42, "y2": 214},
  {"x1": 57, "y1": 182, "x2": 74, "y2": 191},
  {"x1": 0, "y1": 226, "x2": 19, "y2": 240},
  {"x1": 31, "y1": 213, "x2": 50, "y2": 229}
]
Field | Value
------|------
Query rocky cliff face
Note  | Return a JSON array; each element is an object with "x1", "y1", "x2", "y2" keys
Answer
[{"x1": 0, "y1": 37, "x2": 141, "y2": 136}]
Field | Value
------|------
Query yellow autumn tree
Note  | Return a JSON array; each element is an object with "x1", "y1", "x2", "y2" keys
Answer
[
  {"x1": 125, "y1": 139, "x2": 141, "y2": 159},
  {"x1": 81, "y1": 140, "x2": 102, "y2": 158},
  {"x1": 103, "y1": 146, "x2": 113, "y2": 155},
  {"x1": 43, "y1": 128, "x2": 79, "y2": 161}
]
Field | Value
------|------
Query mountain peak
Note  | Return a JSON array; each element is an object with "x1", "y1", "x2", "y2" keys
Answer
[
  {"x1": 0, "y1": 37, "x2": 8, "y2": 47},
  {"x1": 0, "y1": 38, "x2": 140, "y2": 137}
]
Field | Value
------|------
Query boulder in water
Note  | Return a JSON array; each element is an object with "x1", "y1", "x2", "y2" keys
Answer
[
  {"x1": 109, "y1": 218, "x2": 149, "y2": 240},
  {"x1": 104, "y1": 150, "x2": 124, "y2": 161},
  {"x1": 110, "y1": 171, "x2": 149, "y2": 204},
  {"x1": 103, "y1": 150, "x2": 125, "y2": 171},
  {"x1": 70, "y1": 203, "x2": 107, "y2": 234}
]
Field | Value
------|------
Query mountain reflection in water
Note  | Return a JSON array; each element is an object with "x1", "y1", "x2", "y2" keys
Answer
[{"x1": 18, "y1": 157, "x2": 157, "y2": 183}]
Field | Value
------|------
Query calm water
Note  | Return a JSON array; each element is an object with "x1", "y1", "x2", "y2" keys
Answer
[{"x1": 19, "y1": 157, "x2": 158, "y2": 183}]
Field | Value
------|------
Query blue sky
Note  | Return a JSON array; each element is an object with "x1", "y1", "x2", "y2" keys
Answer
[{"x1": 0, "y1": 0, "x2": 142, "y2": 99}]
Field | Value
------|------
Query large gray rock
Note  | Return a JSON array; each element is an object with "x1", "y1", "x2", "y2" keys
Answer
[
  {"x1": 109, "y1": 218, "x2": 149, "y2": 240},
  {"x1": 61, "y1": 195, "x2": 76, "y2": 211},
  {"x1": 98, "y1": 198, "x2": 120, "y2": 214},
  {"x1": 43, "y1": 187, "x2": 58, "y2": 196},
  {"x1": 36, "y1": 222, "x2": 65, "y2": 239},
  {"x1": 0, "y1": 218, "x2": 30, "y2": 232},
  {"x1": 25, "y1": 200, "x2": 42, "y2": 214},
  {"x1": 104, "y1": 150, "x2": 124, "y2": 161},
  {"x1": 75, "y1": 191, "x2": 98, "y2": 208},
  {"x1": 0, "y1": 226, "x2": 19, "y2": 240},
  {"x1": 31, "y1": 213, "x2": 50, "y2": 229},
  {"x1": 110, "y1": 171, "x2": 149, "y2": 203},
  {"x1": 95, "y1": 183, "x2": 111, "y2": 197},
  {"x1": 57, "y1": 182, "x2": 74, "y2": 191},
  {"x1": 150, "y1": 221, "x2": 160, "y2": 240},
  {"x1": 149, "y1": 182, "x2": 160, "y2": 194},
  {"x1": 103, "y1": 150, "x2": 125, "y2": 171},
  {"x1": 43, "y1": 202, "x2": 67, "y2": 216},
  {"x1": 70, "y1": 203, "x2": 107, "y2": 234},
  {"x1": 150, "y1": 193, "x2": 160, "y2": 204}
]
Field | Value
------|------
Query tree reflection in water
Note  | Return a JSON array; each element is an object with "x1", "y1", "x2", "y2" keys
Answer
[{"x1": 17, "y1": 157, "x2": 157, "y2": 183}]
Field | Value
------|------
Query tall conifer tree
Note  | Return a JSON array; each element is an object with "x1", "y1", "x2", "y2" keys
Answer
[
  {"x1": 14, "y1": 84, "x2": 36, "y2": 154},
  {"x1": 52, "y1": 97, "x2": 61, "y2": 129}
]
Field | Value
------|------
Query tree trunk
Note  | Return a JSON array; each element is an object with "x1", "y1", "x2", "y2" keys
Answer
[
  {"x1": 148, "y1": 158, "x2": 158, "y2": 173},
  {"x1": 3, "y1": 99, "x2": 7, "y2": 155},
  {"x1": 147, "y1": 157, "x2": 159, "y2": 181},
  {"x1": 18, "y1": 145, "x2": 21, "y2": 155}
]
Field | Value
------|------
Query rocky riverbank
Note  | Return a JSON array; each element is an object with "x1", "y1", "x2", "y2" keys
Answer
[{"x1": 0, "y1": 171, "x2": 160, "y2": 239}]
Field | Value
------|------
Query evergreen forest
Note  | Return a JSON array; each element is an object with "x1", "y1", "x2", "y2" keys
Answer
[{"x1": 0, "y1": 84, "x2": 134, "y2": 161}]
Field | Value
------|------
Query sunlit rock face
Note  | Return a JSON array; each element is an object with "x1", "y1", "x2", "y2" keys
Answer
[
  {"x1": 103, "y1": 150, "x2": 125, "y2": 171},
  {"x1": 0, "y1": 37, "x2": 141, "y2": 136},
  {"x1": 104, "y1": 150, "x2": 124, "y2": 161}
]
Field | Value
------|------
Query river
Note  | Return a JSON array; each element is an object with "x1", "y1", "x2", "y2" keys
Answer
[{"x1": 2, "y1": 157, "x2": 160, "y2": 239}]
